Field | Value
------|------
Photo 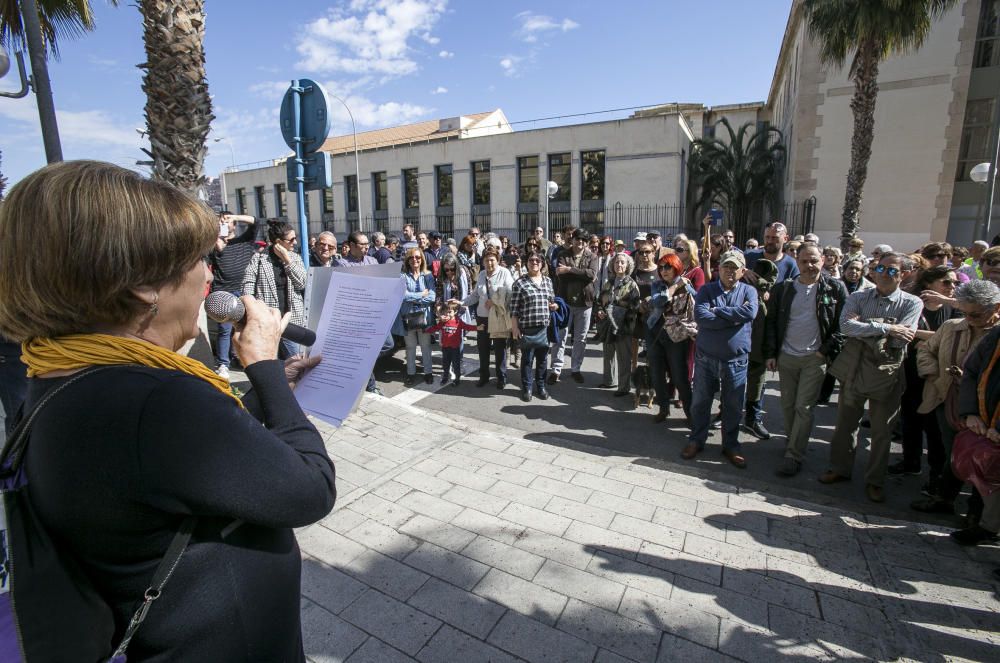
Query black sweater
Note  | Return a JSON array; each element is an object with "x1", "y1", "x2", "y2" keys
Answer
[
  {"x1": 958, "y1": 325, "x2": 1000, "y2": 428},
  {"x1": 23, "y1": 360, "x2": 336, "y2": 661}
]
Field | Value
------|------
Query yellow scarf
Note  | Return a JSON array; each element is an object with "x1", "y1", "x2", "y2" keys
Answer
[{"x1": 21, "y1": 334, "x2": 243, "y2": 407}]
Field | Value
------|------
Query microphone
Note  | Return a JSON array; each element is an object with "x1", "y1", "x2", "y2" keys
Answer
[{"x1": 204, "y1": 291, "x2": 317, "y2": 347}]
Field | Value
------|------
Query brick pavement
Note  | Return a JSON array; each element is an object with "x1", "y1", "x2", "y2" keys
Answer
[{"x1": 299, "y1": 394, "x2": 1000, "y2": 663}]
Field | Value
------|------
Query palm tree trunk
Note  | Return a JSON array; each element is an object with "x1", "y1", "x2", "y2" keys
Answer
[
  {"x1": 840, "y1": 37, "x2": 880, "y2": 251},
  {"x1": 138, "y1": 0, "x2": 214, "y2": 195}
]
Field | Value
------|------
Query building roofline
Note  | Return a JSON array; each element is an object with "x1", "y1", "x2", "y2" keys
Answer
[{"x1": 766, "y1": 0, "x2": 804, "y2": 109}]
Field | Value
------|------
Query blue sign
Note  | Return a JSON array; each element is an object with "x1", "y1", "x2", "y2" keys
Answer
[
  {"x1": 279, "y1": 79, "x2": 331, "y2": 153},
  {"x1": 286, "y1": 151, "x2": 332, "y2": 191}
]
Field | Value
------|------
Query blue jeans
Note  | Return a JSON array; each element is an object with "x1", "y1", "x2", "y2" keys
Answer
[
  {"x1": 689, "y1": 351, "x2": 749, "y2": 452},
  {"x1": 214, "y1": 290, "x2": 241, "y2": 368},
  {"x1": 520, "y1": 335, "x2": 550, "y2": 394}
]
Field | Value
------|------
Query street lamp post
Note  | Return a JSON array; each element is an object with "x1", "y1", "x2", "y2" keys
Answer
[
  {"x1": 544, "y1": 181, "x2": 559, "y2": 241},
  {"x1": 325, "y1": 93, "x2": 362, "y2": 230},
  {"x1": 214, "y1": 137, "x2": 237, "y2": 213},
  {"x1": 971, "y1": 161, "x2": 997, "y2": 242}
]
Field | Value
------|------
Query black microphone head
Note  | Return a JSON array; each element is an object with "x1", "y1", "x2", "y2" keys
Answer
[{"x1": 204, "y1": 291, "x2": 245, "y2": 324}]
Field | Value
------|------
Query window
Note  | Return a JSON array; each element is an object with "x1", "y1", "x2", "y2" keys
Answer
[
  {"x1": 518, "y1": 156, "x2": 539, "y2": 203},
  {"x1": 403, "y1": 168, "x2": 419, "y2": 209},
  {"x1": 273, "y1": 183, "x2": 287, "y2": 216},
  {"x1": 956, "y1": 99, "x2": 995, "y2": 181},
  {"x1": 436, "y1": 165, "x2": 453, "y2": 207},
  {"x1": 254, "y1": 186, "x2": 266, "y2": 217},
  {"x1": 975, "y1": 0, "x2": 1000, "y2": 68},
  {"x1": 235, "y1": 188, "x2": 246, "y2": 215},
  {"x1": 345, "y1": 175, "x2": 358, "y2": 213},
  {"x1": 581, "y1": 150, "x2": 606, "y2": 201},
  {"x1": 472, "y1": 160, "x2": 491, "y2": 205},
  {"x1": 548, "y1": 153, "x2": 571, "y2": 202},
  {"x1": 373, "y1": 171, "x2": 388, "y2": 212},
  {"x1": 322, "y1": 187, "x2": 334, "y2": 214}
]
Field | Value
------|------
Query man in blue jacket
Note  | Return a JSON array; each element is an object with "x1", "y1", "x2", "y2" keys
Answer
[{"x1": 683, "y1": 250, "x2": 759, "y2": 468}]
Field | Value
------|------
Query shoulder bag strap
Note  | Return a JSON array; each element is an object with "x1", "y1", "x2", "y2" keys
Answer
[{"x1": 0, "y1": 365, "x2": 197, "y2": 662}]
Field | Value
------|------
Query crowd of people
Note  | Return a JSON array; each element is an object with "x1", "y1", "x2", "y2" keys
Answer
[{"x1": 212, "y1": 213, "x2": 1000, "y2": 551}]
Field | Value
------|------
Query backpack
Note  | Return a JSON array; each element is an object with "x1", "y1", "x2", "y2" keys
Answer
[{"x1": 0, "y1": 367, "x2": 195, "y2": 662}]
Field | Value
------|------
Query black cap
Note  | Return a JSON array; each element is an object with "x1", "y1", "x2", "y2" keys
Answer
[{"x1": 429, "y1": 231, "x2": 442, "y2": 240}]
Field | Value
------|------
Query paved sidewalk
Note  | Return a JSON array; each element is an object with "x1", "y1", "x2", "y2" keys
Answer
[{"x1": 298, "y1": 394, "x2": 1000, "y2": 663}]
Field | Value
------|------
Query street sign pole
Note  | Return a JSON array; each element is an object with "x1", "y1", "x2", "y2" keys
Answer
[{"x1": 290, "y1": 80, "x2": 310, "y2": 266}]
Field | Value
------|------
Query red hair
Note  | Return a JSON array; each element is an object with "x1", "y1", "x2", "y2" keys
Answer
[{"x1": 658, "y1": 252, "x2": 683, "y2": 274}]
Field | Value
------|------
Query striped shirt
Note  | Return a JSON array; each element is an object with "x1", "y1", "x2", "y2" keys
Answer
[
  {"x1": 510, "y1": 275, "x2": 555, "y2": 329},
  {"x1": 210, "y1": 227, "x2": 258, "y2": 292},
  {"x1": 840, "y1": 286, "x2": 923, "y2": 349}
]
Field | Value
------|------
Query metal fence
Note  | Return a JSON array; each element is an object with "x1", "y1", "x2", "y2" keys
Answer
[{"x1": 312, "y1": 204, "x2": 689, "y2": 245}]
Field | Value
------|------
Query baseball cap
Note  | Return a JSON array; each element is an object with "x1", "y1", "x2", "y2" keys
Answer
[
  {"x1": 873, "y1": 244, "x2": 893, "y2": 254},
  {"x1": 614, "y1": 239, "x2": 625, "y2": 246},
  {"x1": 646, "y1": 230, "x2": 660, "y2": 238},
  {"x1": 719, "y1": 250, "x2": 746, "y2": 268},
  {"x1": 633, "y1": 232, "x2": 647, "y2": 241},
  {"x1": 428, "y1": 231, "x2": 442, "y2": 240}
]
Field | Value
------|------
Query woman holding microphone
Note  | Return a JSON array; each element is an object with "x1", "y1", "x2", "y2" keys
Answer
[{"x1": 0, "y1": 161, "x2": 335, "y2": 661}]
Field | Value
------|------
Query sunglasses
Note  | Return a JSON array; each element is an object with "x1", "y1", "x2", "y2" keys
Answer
[
  {"x1": 638, "y1": 250, "x2": 652, "y2": 254},
  {"x1": 926, "y1": 253, "x2": 949, "y2": 260},
  {"x1": 317, "y1": 242, "x2": 336, "y2": 249},
  {"x1": 712, "y1": 242, "x2": 723, "y2": 247},
  {"x1": 873, "y1": 264, "x2": 900, "y2": 277},
  {"x1": 675, "y1": 247, "x2": 688, "y2": 253}
]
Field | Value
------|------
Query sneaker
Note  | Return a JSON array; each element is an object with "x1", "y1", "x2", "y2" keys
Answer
[
  {"x1": 743, "y1": 420, "x2": 770, "y2": 440},
  {"x1": 366, "y1": 385, "x2": 384, "y2": 396},
  {"x1": 216, "y1": 365, "x2": 230, "y2": 381},
  {"x1": 776, "y1": 458, "x2": 801, "y2": 477},
  {"x1": 887, "y1": 460, "x2": 921, "y2": 476}
]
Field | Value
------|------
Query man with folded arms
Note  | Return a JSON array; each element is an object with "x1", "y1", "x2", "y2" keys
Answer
[
  {"x1": 765, "y1": 244, "x2": 848, "y2": 477},
  {"x1": 820, "y1": 252, "x2": 922, "y2": 502},
  {"x1": 683, "y1": 250, "x2": 758, "y2": 468}
]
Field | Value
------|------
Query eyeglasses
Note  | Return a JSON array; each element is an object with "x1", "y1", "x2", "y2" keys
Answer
[
  {"x1": 712, "y1": 242, "x2": 723, "y2": 247},
  {"x1": 280, "y1": 236, "x2": 296, "y2": 243},
  {"x1": 409, "y1": 256, "x2": 422, "y2": 260},
  {"x1": 638, "y1": 250, "x2": 652, "y2": 254},
  {"x1": 675, "y1": 247, "x2": 688, "y2": 253},
  {"x1": 873, "y1": 264, "x2": 900, "y2": 277},
  {"x1": 317, "y1": 243, "x2": 336, "y2": 250},
  {"x1": 657, "y1": 265, "x2": 672, "y2": 271}
]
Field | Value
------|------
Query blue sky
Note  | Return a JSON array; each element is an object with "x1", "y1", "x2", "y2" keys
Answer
[{"x1": 1, "y1": 0, "x2": 793, "y2": 187}]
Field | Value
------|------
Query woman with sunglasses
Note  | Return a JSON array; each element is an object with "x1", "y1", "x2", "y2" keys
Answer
[
  {"x1": 393, "y1": 248, "x2": 437, "y2": 386},
  {"x1": 243, "y1": 222, "x2": 307, "y2": 359},
  {"x1": 646, "y1": 252, "x2": 696, "y2": 424},
  {"x1": 631, "y1": 241, "x2": 660, "y2": 365},
  {"x1": 673, "y1": 238, "x2": 705, "y2": 292},
  {"x1": 892, "y1": 266, "x2": 962, "y2": 480}
]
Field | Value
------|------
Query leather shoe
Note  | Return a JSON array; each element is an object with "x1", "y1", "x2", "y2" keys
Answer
[
  {"x1": 496, "y1": 377, "x2": 506, "y2": 389},
  {"x1": 950, "y1": 525, "x2": 999, "y2": 546},
  {"x1": 477, "y1": 376, "x2": 489, "y2": 387},
  {"x1": 535, "y1": 387, "x2": 550, "y2": 400},
  {"x1": 572, "y1": 372, "x2": 584, "y2": 384},
  {"x1": 743, "y1": 420, "x2": 770, "y2": 440},
  {"x1": 818, "y1": 471, "x2": 850, "y2": 484},
  {"x1": 910, "y1": 497, "x2": 954, "y2": 514},
  {"x1": 722, "y1": 449, "x2": 747, "y2": 469},
  {"x1": 887, "y1": 460, "x2": 921, "y2": 476},
  {"x1": 865, "y1": 484, "x2": 885, "y2": 503},
  {"x1": 653, "y1": 407, "x2": 668, "y2": 423},
  {"x1": 680, "y1": 443, "x2": 701, "y2": 460},
  {"x1": 520, "y1": 390, "x2": 532, "y2": 403},
  {"x1": 598, "y1": 382, "x2": 614, "y2": 388},
  {"x1": 776, "y1": 457, "x2": 801, "y2": 477},
  {"x1": 547, "y1": 373, "x2": 559, "y2": 385}
]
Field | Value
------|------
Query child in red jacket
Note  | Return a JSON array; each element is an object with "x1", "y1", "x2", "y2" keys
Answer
[{"x1": 425, "y1": 302, "x2": 480, "y2": 386}]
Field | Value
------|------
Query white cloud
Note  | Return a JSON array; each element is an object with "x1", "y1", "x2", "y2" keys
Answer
[
  {"x1": 430, "y1": 86, "x2": 448, "y2": 94},
  {"x1": 0, "y1": 100, "x2": 140, "y2": 150},
  {"x1": 514, "y1": 11, "x2": 579, "y2": 42},
  {"x1": 499, "y1": 55, "x2": 522, "y2": 77},
  {"x1": 296, "y1": 0, "x2": 447, "y2": 77},
  {"x1": 328, "y1": 94, "x2": 431, "y2": 129},
  {"x1": 438, "y1": 50, "x2": 454, "y2": 58}
]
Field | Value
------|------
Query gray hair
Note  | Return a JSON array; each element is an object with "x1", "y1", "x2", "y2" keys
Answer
[
  {"x1": 881, "y1": 251, "x2": 914, "y2": 272},
  {"x1": 956, "y1": 279, "x2": 1000, "y2": 307},
  {"x1": 371, "y1": 231, "x2": 386, "y2": 243},
  {"x1": 611, "y1": 251, "x2": 634, "y2": 274},
  {"x1": 823, "y1": 246, "x2": 843, "y2": 258},
  {"x1": 317, "y1": 231, "x2": 336, "y2": 243}
]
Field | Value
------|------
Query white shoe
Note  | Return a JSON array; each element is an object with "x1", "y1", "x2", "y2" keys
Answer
[{"x1": 216, "y1": 365, "x2": 230, "y2": 381}]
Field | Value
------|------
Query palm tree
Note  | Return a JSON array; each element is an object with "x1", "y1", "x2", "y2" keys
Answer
[
  {"x1": 0, "y1": 0, "x2": 97, "y2": 58},
  {"x1": 802, "y1": 0, "x2": 958, "y2": 249},
  {"x1": 138, "y1": 0, "x2": 213, "y2": 194},
  {"x1": 688, "y1": 118, "x2": 786, "y2": 243}
]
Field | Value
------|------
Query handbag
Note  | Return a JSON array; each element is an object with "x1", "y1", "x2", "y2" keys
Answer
[
  {"x1": 403, "y1": 310, "x2": 428, "y2": 331},
  {"x1": 520, "y1": 326, "x2": 549, "y2": 351},
  {"x1": 0, "y1": 367, "x2": 195, "y2": 663},
  {"x1": 952, "y1": 428, "x2": 1000, "y2": 497}
]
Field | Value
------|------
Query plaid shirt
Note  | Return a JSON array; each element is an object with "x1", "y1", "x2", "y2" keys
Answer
[{"x1": 510, "y1": 275, "x2": 555, "y2": 328}]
